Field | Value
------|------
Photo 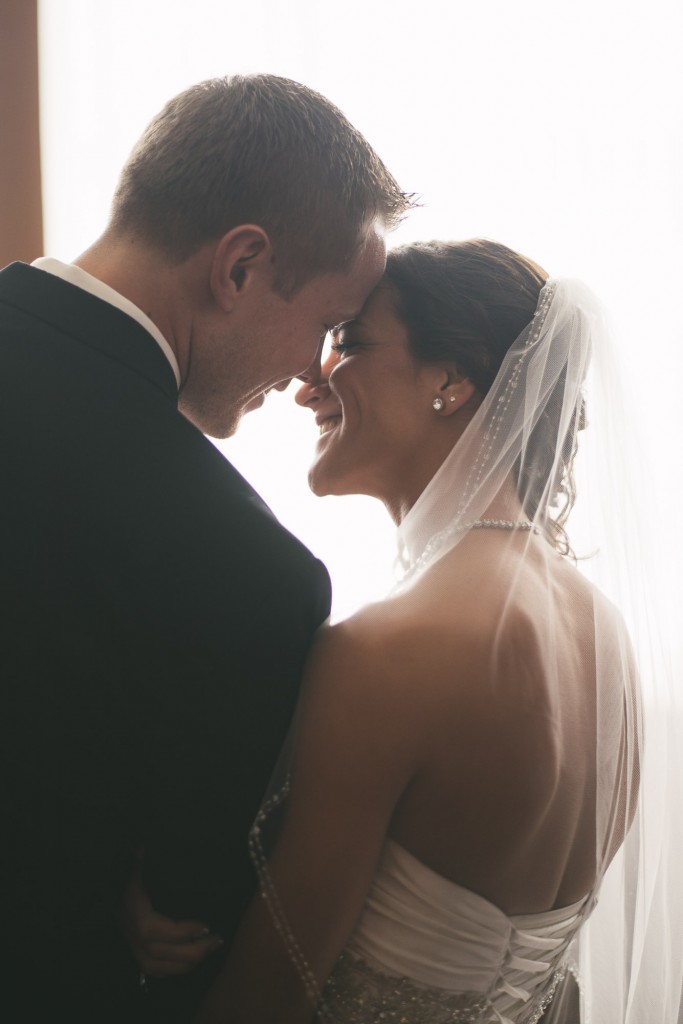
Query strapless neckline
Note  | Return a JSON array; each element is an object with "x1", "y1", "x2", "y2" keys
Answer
[{"x1": 382, "y1": 837, "x2": 590, "y2": 924}]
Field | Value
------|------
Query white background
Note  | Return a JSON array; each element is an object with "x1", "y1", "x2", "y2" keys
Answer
[{"x1": 38, "y1": 0, "x2": 682, "y2": 620}]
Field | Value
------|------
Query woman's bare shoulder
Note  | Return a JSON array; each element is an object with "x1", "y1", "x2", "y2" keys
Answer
[{"x1": 304, "y1": 587, "x2": 507, "y2": 726}]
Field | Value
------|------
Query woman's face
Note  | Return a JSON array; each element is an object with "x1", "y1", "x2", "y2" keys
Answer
[{"x1": 295, "y1": 284, "x2": 466, "y2": 521}]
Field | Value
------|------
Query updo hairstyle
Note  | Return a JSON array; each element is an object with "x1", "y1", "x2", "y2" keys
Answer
[{"x1": 383, "y1": 239, "x2": 582, "y2": 556}]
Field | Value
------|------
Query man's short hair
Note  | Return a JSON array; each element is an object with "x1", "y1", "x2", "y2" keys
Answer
[{"x1": 110, "y1": 74, "x2": 414, "y2": 294}]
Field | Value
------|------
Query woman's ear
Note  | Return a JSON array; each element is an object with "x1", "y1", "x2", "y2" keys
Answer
[
  {"x1": 209, "y1": 225, "x2": 272, "y2": 311},
  {"x1": 434, "y1": 366, "x2": 478, "y2": 413}
]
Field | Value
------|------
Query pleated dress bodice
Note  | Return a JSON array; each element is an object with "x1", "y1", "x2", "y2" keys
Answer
[{"x1": 322, "y1": 840, "x2": 590, "y2": 1024}]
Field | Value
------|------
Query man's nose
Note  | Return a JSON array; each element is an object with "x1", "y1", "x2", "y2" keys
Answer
[
  {"x1": 296, "y1": 338, "x2": 325, "y2": 386},
  {"x1": 295, "y1": 375, "x2": 322, "y2": 407},
  {"x1": 295, "y1": 361, "x2": 332, "y2": 408}
]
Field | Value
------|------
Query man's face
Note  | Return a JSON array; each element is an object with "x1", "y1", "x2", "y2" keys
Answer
[{"x1": 179, "y1": 226, "x2": 387, "y2": 438}]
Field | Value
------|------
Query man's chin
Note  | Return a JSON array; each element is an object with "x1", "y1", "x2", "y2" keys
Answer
[
  {"x1": 203, "y1": 393, "x2": 265, "y2": 439},
  {"x1": 178, "y1": 402, "x2": 241, "y2": 440}
]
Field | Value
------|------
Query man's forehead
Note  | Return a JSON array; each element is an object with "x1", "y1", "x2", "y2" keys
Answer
[
  {"x1": 317, "y1": 226, "x2": 386, "y2": 324},
  {"x1": 348, "y1": 229, "x2": 387, "y2": 298},
  {"x1": 362, "y1": 224, "x2": 388, "y2": 271}
]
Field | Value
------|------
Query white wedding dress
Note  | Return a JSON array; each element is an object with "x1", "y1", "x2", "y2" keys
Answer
[{"x1": 321, "y1": 840, "x2": 591, "y2": 1024}]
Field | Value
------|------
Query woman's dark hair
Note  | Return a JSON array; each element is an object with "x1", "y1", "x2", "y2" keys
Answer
[{"x1": 383, "y1": 239, "x2": 583, "y2": 556}]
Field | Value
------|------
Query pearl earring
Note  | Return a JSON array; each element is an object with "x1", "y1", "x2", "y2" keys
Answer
[
  {"x1": 432, "y1": 397, "x2": 444, "y2": 411},
  {"x1": 449, "y1": 396, "x2": 457, "y2": 403}
]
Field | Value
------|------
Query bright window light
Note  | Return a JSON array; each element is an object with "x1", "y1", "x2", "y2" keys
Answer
[{"x1": 38, "y1": 0, "x2": 682, "y2": 621}]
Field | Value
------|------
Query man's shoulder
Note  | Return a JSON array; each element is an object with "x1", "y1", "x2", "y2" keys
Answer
[
  {"x1": 1, "y1": 260, "x2": 179, "y2": 400},
  {"x1": 0, "y1": 259, "x2": 94, "y2": 317}
]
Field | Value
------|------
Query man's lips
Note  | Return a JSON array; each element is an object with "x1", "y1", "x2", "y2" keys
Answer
[{"x1": 243, "y1": 385, "x2": 281, "y2": 413}]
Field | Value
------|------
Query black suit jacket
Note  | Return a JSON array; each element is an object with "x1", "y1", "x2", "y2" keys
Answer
[{"x1": 0, "y1": 262, "x2": 331, "y2": 1021}]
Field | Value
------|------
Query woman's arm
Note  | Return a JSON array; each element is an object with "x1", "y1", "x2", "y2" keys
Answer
[{"x1": 193, "y1": 617, "x2": 426, "y2": 1024}]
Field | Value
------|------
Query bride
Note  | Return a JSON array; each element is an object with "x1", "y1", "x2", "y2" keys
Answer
[{"x1": 128, "y1": 240, "x2": 680, "y2": 1022}]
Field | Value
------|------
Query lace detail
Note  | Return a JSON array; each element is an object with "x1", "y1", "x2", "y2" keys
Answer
[{"x1": 320, "y1": 953, "x2": 567, "y2": 1024}]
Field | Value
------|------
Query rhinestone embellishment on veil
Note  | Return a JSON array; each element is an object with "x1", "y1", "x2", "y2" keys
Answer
[
  {"x1": 464, "y1": 519, "x2": 540, "y2": 533},
  {"x1": 455, "y1": 281, "x2": 557, "y2": 524}
]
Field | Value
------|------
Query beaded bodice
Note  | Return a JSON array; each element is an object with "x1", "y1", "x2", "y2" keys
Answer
[
  {"x1": 318, "y1": 841, "x2": 589, "y2": 1024},
  {"x1": 322, "y1": 954, "x2": 565, "y2": 1024}
]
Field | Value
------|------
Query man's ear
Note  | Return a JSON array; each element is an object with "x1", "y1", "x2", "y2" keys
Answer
[
  {"x1": 434, "y1": 365, "x2": 478, "y2": 413},
  {"x1": 209, "y1": 225, "x2": 272, "y2": 311}
]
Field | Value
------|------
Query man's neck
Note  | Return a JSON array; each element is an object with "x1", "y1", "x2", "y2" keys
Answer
[{"x1": 75, "y1": 232, "x2": 199, "y2": 383}]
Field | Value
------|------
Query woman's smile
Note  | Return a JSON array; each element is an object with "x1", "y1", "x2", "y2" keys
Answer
[
  {"x1": 296, "y1": 284, "x2": 468, "y2": 522},
  {"x1": 317, "y1": 415, "x2": 342, "y2": 436}
]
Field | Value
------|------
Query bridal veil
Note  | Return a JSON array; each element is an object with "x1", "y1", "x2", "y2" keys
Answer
[
  {"x1": 254, "y1": 275, "x2": 683, "y2": 1022},
  {"x1": 392, "y1": 276, "x2": 683, "y2": 1021}
]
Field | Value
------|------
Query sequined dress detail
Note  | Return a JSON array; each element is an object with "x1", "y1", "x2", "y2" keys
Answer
[{"x1": 319, "y1": 840, "x2": 589, "y2": 1024}]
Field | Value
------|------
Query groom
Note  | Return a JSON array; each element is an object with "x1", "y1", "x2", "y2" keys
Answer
[{"x1": 0, "y1": 74, "x2": 409, "y2": 1022}]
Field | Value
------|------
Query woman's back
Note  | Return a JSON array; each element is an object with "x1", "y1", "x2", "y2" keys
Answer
[
  {"x1": 314, "y1": 532, "x2": 629, "y2": 1022},
  {"x1": 350, "y1": 531, "x2": 618, "y2": 915}
]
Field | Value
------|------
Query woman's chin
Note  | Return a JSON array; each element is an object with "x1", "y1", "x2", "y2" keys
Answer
[
  {"x1": 307, "y1": 464, "x2": 336, "y2": 497},
  {"x1": 307, "y1": 456, "x2": 357, "y2": 499}
]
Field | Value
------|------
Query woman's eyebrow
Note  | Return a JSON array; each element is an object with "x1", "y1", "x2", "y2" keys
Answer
[
  {"x1": 334, "y1": 316, "x2": 366, "y2": 332},
  {"x1": 330, "y1": 318, "x2": 359, "y2": 336}
]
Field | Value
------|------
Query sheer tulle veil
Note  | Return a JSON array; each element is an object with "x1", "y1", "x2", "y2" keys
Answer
[
  {"x1": 252, "y1": 277, "x2": 683, "y2": 1022},
  {"x1": 391, "y1": 277, "x2": 683, "y2": 1021}
]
